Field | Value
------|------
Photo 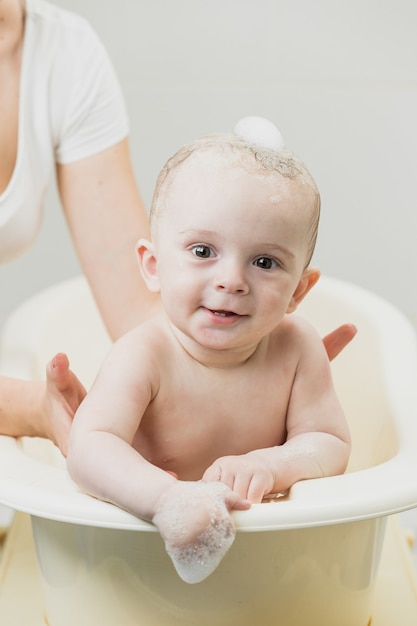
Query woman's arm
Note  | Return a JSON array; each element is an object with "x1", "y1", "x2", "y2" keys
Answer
[
  {"x1": 0, "y1": 353, "x2": 85, "y2": 455},
  {"x1": 57, "y1": 138, "x2": 160, "y2": 341},
  {"x1": 0, "y1": 139, "x2": 154, "y2": 450}
]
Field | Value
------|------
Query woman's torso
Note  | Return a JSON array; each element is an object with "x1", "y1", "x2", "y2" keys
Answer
[{"x1": 0, "y1": 0, "x2": 128, "y2": 264}]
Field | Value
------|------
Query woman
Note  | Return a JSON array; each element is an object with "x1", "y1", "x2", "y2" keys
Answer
[{"x1": 0, "y1": 0, "x2": 355, "y2": 455}]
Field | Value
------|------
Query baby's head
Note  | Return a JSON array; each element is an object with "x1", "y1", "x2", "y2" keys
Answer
[
  {"x1": 149, "y1": 117, "x2": 320, "y2": 268},
  {"x1": 139, "y1": 118, "x2": 322, "y2": 353}
]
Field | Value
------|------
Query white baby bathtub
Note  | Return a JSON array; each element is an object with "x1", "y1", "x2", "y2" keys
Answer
[{"x1": 0, "y1": 274, "x2": 417, "y2": 626}]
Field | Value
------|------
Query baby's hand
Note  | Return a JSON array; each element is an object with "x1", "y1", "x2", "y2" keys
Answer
[
  {"x1": 202, "y1": 453, "x2": 276, "y2": 503},
  {"x1": 152, "y1": 480, "x2": 250, "y2": 583}
]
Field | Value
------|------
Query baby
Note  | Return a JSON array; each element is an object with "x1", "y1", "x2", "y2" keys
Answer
[{"x1": 67, "y1": 117, "x2": 351, "y2": 583}]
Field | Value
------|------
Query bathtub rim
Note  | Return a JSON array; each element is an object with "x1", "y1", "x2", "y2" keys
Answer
[
  {"x1": 0, "y1": 434, "x2": 417, "y2": 532},
  {"x1": 0, "y1": 274, "x2": 417, "y2": 532}
]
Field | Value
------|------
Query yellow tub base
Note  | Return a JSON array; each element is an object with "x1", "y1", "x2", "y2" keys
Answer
[
  {"x1": 0, "y1": 513, "x2": 416, "y2": 626},
  {"x1": 0, "y1": 514, "x2": 45, "y2": 625}
]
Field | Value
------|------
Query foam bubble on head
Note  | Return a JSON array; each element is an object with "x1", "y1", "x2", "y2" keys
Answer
[{"x1": 234, "y1": 116, "x2": 285, "y2": 151}]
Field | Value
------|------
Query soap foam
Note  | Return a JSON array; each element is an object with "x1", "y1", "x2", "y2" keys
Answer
[{"x1": 160, "y1": 481, "x2": 236, "y2": 584}]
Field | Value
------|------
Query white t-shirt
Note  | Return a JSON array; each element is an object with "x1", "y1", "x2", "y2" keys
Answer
[{"x1": 0, "y1": 0, "x2": 129, "y2": 263}]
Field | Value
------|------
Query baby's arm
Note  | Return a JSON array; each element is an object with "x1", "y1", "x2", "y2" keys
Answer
[
  {"x1": 67, "y1": 327, "x2": 249, "y2": 582},
  {"x1": 203, "y1": 319, "x2": 351, "y2": 502},
  {"x1": 67, "y1": 330, "x2": 171, "y2": 516}
]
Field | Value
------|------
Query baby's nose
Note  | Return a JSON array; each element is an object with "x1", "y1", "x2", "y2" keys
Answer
[{"x1": 215, "y1": 261, "x2": 249, "y2": 294}]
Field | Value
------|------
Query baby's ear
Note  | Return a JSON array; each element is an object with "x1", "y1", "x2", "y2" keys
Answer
[
  {"x1": 286, "y1": 268, "x2": 320, "y2": 314},
  {"x1": 136, "y1": 238, "x2": 160, "y2": 293}
]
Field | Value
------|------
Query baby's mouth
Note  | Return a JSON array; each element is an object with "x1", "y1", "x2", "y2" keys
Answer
[
  {"x1": 206, "y1": 308, "x2": 244, "y2": 319},
  {"x1": 202, "y1": 307, "x2": 246, "y2": 325},
  {"x1": 212, "y1": 310, "x2": 236, "y2": 317}
]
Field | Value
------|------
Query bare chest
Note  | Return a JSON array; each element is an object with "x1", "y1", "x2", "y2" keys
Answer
[{"x1": 133, "y1": 363, "x2": 293, "y2": 479}]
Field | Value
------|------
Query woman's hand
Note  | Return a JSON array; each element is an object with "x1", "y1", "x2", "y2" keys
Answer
[
  {"x1": 43, "y1": 353, "x2": 86, "y2": 456},
  {"x1": 323, "y1": 324, "x2": 357, "y2": 361}
]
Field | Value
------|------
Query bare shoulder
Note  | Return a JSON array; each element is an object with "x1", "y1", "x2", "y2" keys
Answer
[
  {"x1": 271, "y1": 313, "x2": 325, "y2": 352},
  {"x1": 113, "y1": 314, "x2": 171, "y2": 351},
  {"x1": 98, "y1": 314, "x2": 174, "y2": 378}
]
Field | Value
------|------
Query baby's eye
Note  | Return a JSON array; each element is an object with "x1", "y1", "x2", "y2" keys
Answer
[
  {"x1": 191, "y1": 244, "x2": 214, "y2": 259},
  {"x1": 253, "y1": 256, "x2": 278, "y2": 270}
]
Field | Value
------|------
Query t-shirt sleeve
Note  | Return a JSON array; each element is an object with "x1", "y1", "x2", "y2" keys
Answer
[{"x1": 52, "y1": 21, "x2": 129, "y2": 164}]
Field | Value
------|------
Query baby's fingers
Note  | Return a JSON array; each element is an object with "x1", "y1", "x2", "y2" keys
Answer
[
  {"x1": 202, "y1": 464, "x2": 250, "y2": 508},
  {"x1": 222, "y1": 487, "x2": 251, "y2": 511},
  {"x1": 234, "y1": 473, "x2": 268, "y2": 503},
  {"x1": 203, "y1": 462, "x2": 264, "y2": 503}
]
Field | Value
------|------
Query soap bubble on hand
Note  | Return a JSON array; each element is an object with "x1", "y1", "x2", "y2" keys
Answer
[{"x1": 153, "y1": 481, "x2": 238, "y2": 584}]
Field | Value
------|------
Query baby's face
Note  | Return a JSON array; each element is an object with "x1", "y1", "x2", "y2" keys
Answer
[{"x1": 152, "y1": 151, "x2": 316, "y2": 356}]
